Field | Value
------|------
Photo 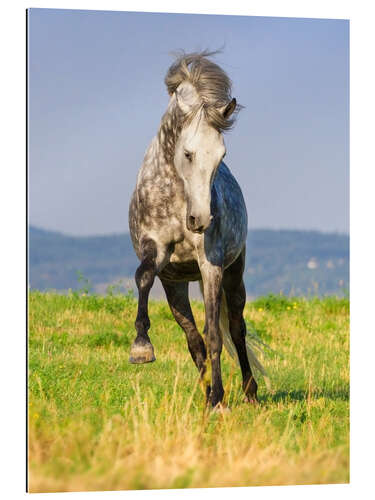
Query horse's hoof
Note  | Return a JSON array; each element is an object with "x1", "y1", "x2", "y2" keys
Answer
[
  {"x1": 129, "y1": 342, "x2": 156, "y2": 364},
  {"x1": 244, "y1": 395, "x2": 259, "y2": 406},
  {"x1": 212, "y1": 403, "x2": 231, "y2": 414}
]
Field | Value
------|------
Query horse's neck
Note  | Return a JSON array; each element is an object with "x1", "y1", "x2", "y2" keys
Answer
[
  {"x1": 137, "y1": 134, "x2": 179, "y2": 194},
  {"x1": 138, "y1": 103, "x2": 181, "y2": 185},
  {"x1": 157, "y1": 100, "x2": 182, "y2": 163}
]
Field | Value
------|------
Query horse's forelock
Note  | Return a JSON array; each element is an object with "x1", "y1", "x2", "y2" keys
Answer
[{"x1": 164, "y1": 50, "x2": 242, "y2": 132}]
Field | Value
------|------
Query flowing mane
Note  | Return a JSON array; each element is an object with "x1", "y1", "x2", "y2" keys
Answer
[{"x1": 164, "y1": 50, "x2": 242, "y2": 132}]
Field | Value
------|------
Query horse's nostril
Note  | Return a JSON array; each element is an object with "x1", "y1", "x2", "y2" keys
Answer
[
  {"x1": 189, "y1": 215, "x2": 198, "y2": 229},
  {"x1": 188, "y1": 215, "x2": 205, "y2": 232}
]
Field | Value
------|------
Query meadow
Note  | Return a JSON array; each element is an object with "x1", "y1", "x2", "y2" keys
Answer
[{"x1": 28, "y1": 290, "x2": 349, "y2": 492}]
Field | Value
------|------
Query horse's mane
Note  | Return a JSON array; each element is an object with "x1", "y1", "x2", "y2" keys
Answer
[{"x1": 164, "y1": 50, "x2": 241, "y2": 132}]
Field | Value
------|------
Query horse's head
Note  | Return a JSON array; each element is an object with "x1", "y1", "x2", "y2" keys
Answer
[{"x1": 173, "y1": 81, "x2": 237, "y2": 234}]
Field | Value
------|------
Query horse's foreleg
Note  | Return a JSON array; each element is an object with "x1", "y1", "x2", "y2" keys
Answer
[
  {"x1": 200, "y1": 264, "x2": 224, "y2": 408},
  {"x1": 129, "y1": 238, "x2": 158, "y2": 364},
  {"x1": 223, "y1": 250, "x2": 258, "y2": 402},
  {"x1": 161, "y1": 280, "x2": 209, "y2": 398}
]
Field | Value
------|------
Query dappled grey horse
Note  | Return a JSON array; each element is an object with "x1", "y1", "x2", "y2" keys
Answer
[{"x1": 128, "y1": 51, "x2": 266, "y2": 408}]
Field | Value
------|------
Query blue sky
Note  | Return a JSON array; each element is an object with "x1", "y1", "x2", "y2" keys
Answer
[{"x1": 28, "y1": 8, "x2": 349, "y2": 235}]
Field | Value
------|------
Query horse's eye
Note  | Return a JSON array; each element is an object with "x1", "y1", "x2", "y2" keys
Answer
[{"x1": 184, "y1": 150, "x2": 192, "y2": 161}]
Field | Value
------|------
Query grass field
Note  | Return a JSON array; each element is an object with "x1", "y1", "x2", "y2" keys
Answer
[{"x1": 28, "y1": 290, "x2": 349, "y2": 493}]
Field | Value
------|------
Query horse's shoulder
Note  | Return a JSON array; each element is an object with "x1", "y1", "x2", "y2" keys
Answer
[
  {"x1": 215, "y1": 161, "x2": 241, "y2": 193},
  {"x1": 218, "y1": 161, "x2": 231, "y2": 176}
]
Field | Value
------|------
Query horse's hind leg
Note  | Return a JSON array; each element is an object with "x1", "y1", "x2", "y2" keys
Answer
[
  {"x1": 129, "y1": 238, "x2": 158, "y2": 364},
  {"x1": 223, "y1": 249, "x2": 258, "y2": 402},
  {"x1": 161, "y1": 279, "x2": 209, "y2": 398}
]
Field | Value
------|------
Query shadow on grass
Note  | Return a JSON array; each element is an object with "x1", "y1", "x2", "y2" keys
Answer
[{"x1": 259, "y1": 387, "x2": 349, "y2": 404}]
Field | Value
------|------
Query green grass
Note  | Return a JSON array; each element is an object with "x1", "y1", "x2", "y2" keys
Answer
[{"x1": 28, "y1": 291, "x2": 349, "y2": 492}]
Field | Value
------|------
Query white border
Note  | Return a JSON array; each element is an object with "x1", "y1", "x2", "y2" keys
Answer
[{"x1": 1, "y1": 1, "x2": 374, "y2": 499}]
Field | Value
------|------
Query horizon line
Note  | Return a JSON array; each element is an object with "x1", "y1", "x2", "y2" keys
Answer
[{"x1": 28, "y1": 224, "x2": 350, "y2": 238}]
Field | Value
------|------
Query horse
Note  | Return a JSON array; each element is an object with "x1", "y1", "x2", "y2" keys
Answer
[{"x1": 128, "y1": 51, "x2": 267, "y2": 409}]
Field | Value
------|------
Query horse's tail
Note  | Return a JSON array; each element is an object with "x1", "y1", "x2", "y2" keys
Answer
[{"x1": 219, "y1": 290, "x2": 271, "y2": 389}]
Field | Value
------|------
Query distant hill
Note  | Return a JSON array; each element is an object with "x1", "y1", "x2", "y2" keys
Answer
[{"x1": 28, "y1": 226, "x2": 349, "y2": 298}]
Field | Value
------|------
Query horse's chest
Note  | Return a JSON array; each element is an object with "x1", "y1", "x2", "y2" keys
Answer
[
  {"x1": 158, "y1": 239, "x2": 201, "y2": 281},
  {"x1": 169, "y1": 239, "x2": 197, "y2": 264},
  {"x1": 136, "y1": 176, "x2": 185, "y2": 231}
]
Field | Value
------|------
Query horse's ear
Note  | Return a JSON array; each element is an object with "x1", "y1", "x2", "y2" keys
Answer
[{"x1": 221, "y1": 98, "x2": 237, "y2": 119}]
